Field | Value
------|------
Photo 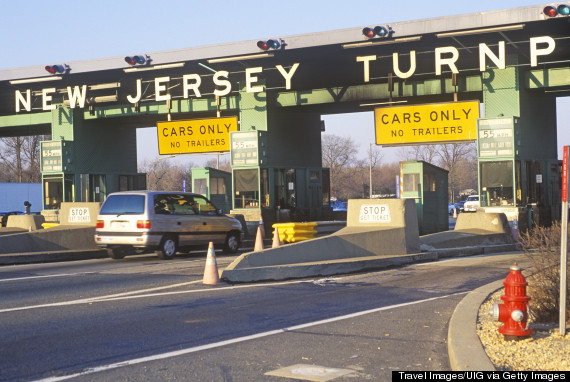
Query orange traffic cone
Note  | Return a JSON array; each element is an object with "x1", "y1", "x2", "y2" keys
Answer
[
  {"x1": 258, "y1": 218, "x2": 265, "y2": 238},
  {"x1": 272, "y1": 227, "x2": 282, "y2": 248},
  {"x1": 203, "y1": 242, "x2": 220, "y2": 285},
  {"x1": 254, "y1": 226, "x2": 264, "y2": 251}
]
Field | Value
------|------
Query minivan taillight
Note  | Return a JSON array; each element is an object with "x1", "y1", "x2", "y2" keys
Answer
[
  {"x1": 137, "y1": 220, "x2": 151, "y2": 229},
  {"x1": 96, "y1": 220, "x2": 104, "y2": 229}
]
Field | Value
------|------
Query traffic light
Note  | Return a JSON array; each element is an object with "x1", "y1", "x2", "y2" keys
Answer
[
  {"x1": 257, "y1": 39, "x2": 282, "y2": 51},
  {"x1": 543, "y1": 4, "x2": 570, "y2": 17},
  {"x1": 124, "y1": 55, "x2": 149, "y2": 66},
  {"x1": 362, "y1": 25, "x2": 392, "y2": 39},
  {"x1": 44, "y1": 64, "x2": 68, "y2": 75}
]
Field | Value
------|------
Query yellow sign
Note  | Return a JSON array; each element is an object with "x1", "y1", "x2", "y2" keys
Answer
[
  {"x1": 157, "y1": 117, "x2": 239, "y2": 155},
  {"x1": 374, "y1": 101, "x2": 479, "y2": 146}
]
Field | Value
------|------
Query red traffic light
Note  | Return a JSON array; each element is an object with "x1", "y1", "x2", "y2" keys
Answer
[
  {"x1": 257, "y1": 41, "x2": 269, "y2": 50},
  {"x1": 44, "y1": 64, "x2": 66, "y2": 74},
  {"x1": 543, "y1": 5, "x2": 558, "y2": 16},
  {"x1": 362, "y1": 27, "x2": 375, "y2": 38},
  {"x1": 124, "y1": 55, "x2": 148, "y2": 66}
]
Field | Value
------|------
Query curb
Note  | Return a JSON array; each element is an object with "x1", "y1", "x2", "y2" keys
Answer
[{"x1": 448, "y1": 279, "x2": 503, "y2": 371}]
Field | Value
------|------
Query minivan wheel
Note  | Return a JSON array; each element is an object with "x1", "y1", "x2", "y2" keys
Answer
[
  {"x1": 108, "y1": 247, "x2": 127, "y2": 260},
  {"x1": 223, "y1": 232, "x2": 240, "y2": 254},
  {"x1": 156, "y1": 235, "x2": 177, "y2": 260}
]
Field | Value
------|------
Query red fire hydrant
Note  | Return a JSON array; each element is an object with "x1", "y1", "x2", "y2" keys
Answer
[{"x1": 492, "y1": 263, "x2": 533, "y2": 339}]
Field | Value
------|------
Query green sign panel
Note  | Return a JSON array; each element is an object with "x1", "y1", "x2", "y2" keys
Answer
[{"x1": 477, "y1": 117, "x2": 517, "y2": 158}]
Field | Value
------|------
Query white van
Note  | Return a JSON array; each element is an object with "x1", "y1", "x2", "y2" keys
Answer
[{"x1": 94, "y1": 191, "x2": 243, "y2": 259}]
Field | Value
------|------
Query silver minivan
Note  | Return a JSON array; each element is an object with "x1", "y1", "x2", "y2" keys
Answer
[{"x1": 94, "y1": 191, "x2": 243, "y2": 259}]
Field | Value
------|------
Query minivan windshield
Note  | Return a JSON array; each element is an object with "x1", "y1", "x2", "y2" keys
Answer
[{"x1": 100, "y1": 195, "x2": 145, "y2": 215}]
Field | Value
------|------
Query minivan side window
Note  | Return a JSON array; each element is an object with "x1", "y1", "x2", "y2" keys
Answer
[
  {"x1": 154, "y1": 194, "x2": 198, "y2": 215},
  {"x1": 100, "y1": 195, "x2": 145, "y2": 215},
  {"x1": 193, "y1": 195, "x2": 217, "y2": 215}
]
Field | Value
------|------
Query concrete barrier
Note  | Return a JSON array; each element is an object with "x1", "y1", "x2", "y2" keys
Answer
[
  {"x1": 222, "y1": 199, "x2": 419, "y2": 282},
  {"x1": 59, "y1": 202, "x2": 101, "y2": 226},
  {"x1": 6, "y1": 214, "x2": 45, "y2": 231},
  {"x1": 420, "y1": 211, "x2": 514, "y2": 251},
  {"x1": 454, "y1": 211, "x2": 512, "y2": 234},
  {"x1": 0, "y1": 225, "x2": 99, "y2": 254}
]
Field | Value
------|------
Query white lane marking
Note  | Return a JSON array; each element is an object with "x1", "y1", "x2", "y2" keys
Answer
[
  {"x1": 0, "y1": 272, "x2": 97, "y2": 282},
  {"x1": 0, "y1": 279, "x2": 309, "y2": 314},
  {"x1": 0, "y1": 280, "x2": 201, "y2": 313},
  {"x1": 32, "y1": 291, "x2": 466, "y2": 382}
]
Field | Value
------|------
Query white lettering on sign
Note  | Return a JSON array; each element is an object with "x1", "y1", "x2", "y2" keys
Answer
[
  {"x1": 68, "y1": 207, "x2": 90, "y2": 223},
  {"x1": 359, "y1": 204, "x2": 391, "y2": 223},
  {"x1": 11, "y1": 36, "x2": 559, "y2": 113}
]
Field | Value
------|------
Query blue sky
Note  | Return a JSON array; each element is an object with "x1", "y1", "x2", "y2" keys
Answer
[{"x1": 2, "y1": 0, "x2": 567, "y2": 166}]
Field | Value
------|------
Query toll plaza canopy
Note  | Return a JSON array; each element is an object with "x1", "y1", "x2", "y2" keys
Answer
[{"x1": 0, "y1": 4, "x2": 568, "y2": 225}]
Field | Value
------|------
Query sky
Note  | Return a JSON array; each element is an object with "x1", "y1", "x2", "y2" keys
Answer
[{"x1": 1, "y1": 0, "x2": 567, "y2": 167}]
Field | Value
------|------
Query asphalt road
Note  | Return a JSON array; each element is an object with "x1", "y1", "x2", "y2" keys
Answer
[{"x1": 0, "y1": 250, "x2": 527, "y2": 382}]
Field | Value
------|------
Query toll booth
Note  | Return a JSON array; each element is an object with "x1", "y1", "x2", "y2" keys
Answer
[
  {"x1": 191, "y1": 167, "x2": 232, "y2": 213},
  {"x1": 41, "y1": 138, "x2": 146, "y2": 209},
  {"x1": 476, "y1": 117, "x2": 560, "y2": 230},
  {"x1": 229, "y1": 127, "x2": 331, "y2": 234},
  {"x1": 400, "y1": 161, "x2": 449, "y2": 235}
]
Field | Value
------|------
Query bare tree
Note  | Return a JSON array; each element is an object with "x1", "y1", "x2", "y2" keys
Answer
[
  {"x1": 398, "y1": 144, "x2": 439, "y2": 163},
  {"x1": 321, "y1": 134, "x2": 358, "y2": 198},
  {"x1": 204, "y1": 157, "x2": 231, "y2": 172},
  {"x1": 0, "y1": 136, "x2": 43, "y2": 183},
  {"x1": 139, "y1": 158, "x2": 194, "y2": 191},
  {"x1": 436, "y1": 143, "x2": 477, "y2": 202}
]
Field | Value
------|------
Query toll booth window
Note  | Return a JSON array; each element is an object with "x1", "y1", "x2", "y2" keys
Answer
[
  {"x1": 194, "y1": 178, "x2": 208, "y2": 195},
  {"x1": 44, "y1": 177, "x2": 63, "y2": 209},
  {"x1": 211, "y1": 178, "x2": 226, "y2": 195},
  {"x1": 322, "y1": 169, "x2": 330, "y2": 206},
  {"x1": 119, "y1": 176, "x2": 129, "y2": 191},
  {"x1": 234, "y1": 169, "x2": 259, "y2": 208},
  {"x1": 403, "y1": 173, "x2": 420, "y2": 192},
  {"x1": 480, "y1": 161, "x2": 514, "y2": 207},
  {"x1": 423, "y1": 173, "x2": 436, "y2": 192}
]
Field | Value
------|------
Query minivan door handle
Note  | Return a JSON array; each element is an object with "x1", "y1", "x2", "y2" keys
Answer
[
  {"x1": 203, "y1": 222, "x2": 207, "y2": 225},
  {"x1": 177, "y1": 222, "x2": 181, "y2": 225}
]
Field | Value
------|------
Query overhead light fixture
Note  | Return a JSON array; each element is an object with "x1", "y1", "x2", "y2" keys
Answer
[
  {"x1": 123, "y1": 62, "x2": 185, "y2": 73},
  {"x1": 359, "y1": 100, "x2": 408, "y2": 107},
  {"x1": 88, "y1": 82, "x2": 121, "y2": 91},
  {"x1": 207, "y1": 53, "x2": 273, "y2": 64},
  {"x1": 435, "y1": 24, "x2": 525, "y2": 38},
  {"x1": 342, "y1": 36, "x2": 421, "y2": 49},
  {"x1": 9, "y1": 76, "x2": 63, "y2": 85}
]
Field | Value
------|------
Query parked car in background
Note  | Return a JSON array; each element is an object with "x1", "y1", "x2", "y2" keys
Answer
[
  {"x1": 330, "y1": 200, "x2": 348, "y2": 212},
  {"x1": 455, "y1": 200, "x2": 466, "y2": 212},
  {"x1": 94, "y1": 191, "x2": 244, "y2": 260},
  {"x1": 463, "y1": 195, "x2": 480, "y2": 212}
]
